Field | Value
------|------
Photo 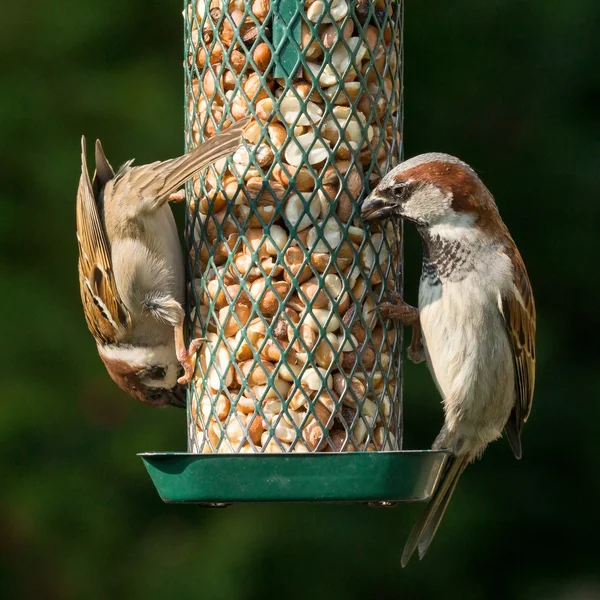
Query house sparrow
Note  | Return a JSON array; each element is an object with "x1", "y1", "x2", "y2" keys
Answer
[
  {"x1": 361, "y1": 153, "x2": 536, "y2": 566},
  {"x1": 76, "y1": 117, "x2": 249, "y2": 408}
]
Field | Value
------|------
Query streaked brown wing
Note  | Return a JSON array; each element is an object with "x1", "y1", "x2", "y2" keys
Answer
[
  {"x1": 76, "y1": 136, "x2": 131, "y2": 344},
  {"x1": 111, "y1": 116, "x2": 251, "y2": 202},
  {"x1": 500, "y1": 241, "x2": 536, "y2": 438}
]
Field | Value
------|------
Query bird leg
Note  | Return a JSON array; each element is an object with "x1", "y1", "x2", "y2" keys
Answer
[
  {"x1": 378, "y1": 291, "x2": 425, "y2": 363},
  {"x1": 174, "y1": 321, "x2": 205, "y2": 385}
]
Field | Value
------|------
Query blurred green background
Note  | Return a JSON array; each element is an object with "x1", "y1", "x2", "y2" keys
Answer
[{"x1": 1, "y1": 1, "x2": 599, "y2": 598}]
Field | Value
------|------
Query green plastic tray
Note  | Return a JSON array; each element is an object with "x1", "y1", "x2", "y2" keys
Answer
[{"x1": 139, "y1": 451, "x2": 448, "y2": 504}]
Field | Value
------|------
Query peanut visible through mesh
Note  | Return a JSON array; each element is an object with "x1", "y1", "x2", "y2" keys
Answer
[{"x1": 188, "y1": 0, "x2": 402, "y2": 454}]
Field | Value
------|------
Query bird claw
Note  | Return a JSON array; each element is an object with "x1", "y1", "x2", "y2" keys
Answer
[
  {"x1": 377, "y1": 291, "x2": 419, "y2": 323},
  {"x1": 408, "y1": 343, "x2": 426, "y2": 364},
  {"x1": 168, "y1": 189, "x2": 186, "y2": 203},
  {"x1": 378, "y1": 293, "x2": 425, "y2": 362},
  {"x1": 387, "y1": 290, "x2": 405, "y2": 305},
  {"x1": 177, "y1": 337, "x2": 205, "y2": 385},
  {"x1": 378, "y1": 300, "x2": 419, "y2": 325},
  {"x1": 378, "y1": 302, "x2": 397, "y2": 319}
]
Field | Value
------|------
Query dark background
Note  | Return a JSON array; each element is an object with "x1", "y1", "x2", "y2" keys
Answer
[{"x1": 1, "y1": 1, "x2": 599, "y2": 598}]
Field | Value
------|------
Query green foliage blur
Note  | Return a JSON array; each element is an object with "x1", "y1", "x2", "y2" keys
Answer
[{"x1": 1, "y1": 1, "x2": 598, "y2": 598}]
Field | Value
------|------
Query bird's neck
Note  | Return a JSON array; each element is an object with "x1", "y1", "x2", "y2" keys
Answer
[{"x1": 417, "y1": 224, "x2": 478, "y2": 284}]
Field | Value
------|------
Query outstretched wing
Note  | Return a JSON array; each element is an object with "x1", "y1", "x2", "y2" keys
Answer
[
  {"x1": 110, "y1": 116, "x2": 251, "y2": 207},
  {"x1": 76, "y1": 136, "x2": 131, "y2": 344},
  {"x1": 499, "y1": 240, "x2": 536, "y2": 458}
]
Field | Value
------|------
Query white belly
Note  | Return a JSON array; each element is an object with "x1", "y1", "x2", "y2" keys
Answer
[
  {"x1": 419, "y1": 271, "x2": 515, "y2": 455},
  {"x1": 111, "y1": 205, "x2": 185, "y2": 346}
]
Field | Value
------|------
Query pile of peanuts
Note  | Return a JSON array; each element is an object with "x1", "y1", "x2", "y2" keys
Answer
[{"x1": 186, "y1": 0, "x2": 402, "y2": 453}]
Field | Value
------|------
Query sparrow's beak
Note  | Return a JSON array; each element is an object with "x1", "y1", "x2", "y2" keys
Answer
[
  {"x1": 360, "y1": 194, "x2": 396, "y2": 221},
  {"x1": 168, "y1": 384, "x2": 187, "y2": 409},
  {"x1": 144, "y1": 384, "x2": 187, "y2": 409}
]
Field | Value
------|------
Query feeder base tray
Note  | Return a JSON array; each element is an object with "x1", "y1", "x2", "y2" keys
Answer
[{"x1": 139, "y1": 451, "x2": 448, "y2": 504}]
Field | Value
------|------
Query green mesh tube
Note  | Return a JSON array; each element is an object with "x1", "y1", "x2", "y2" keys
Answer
[{"x1": 184, "y1": 0, "x2": 404, "y2": 454}]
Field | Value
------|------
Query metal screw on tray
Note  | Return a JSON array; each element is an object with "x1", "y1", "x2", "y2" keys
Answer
[{"x1": 140, "y1": 0, "x2": 449, "y2": 504}]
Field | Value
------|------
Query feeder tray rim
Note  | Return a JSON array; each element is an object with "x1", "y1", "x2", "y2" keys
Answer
[
  {"x1": 140, "y1": 450, "x2": 449, "y2": 504},
  {"x1": 138, "y1": 449, "x2": 447, "y2": 458}
]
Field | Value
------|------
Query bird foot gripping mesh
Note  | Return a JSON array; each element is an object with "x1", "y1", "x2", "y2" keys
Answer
[{"x1": 184, "y1": 0, "x2": 404, "y2": 454}]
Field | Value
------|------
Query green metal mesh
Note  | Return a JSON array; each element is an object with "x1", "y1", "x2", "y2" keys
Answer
[{"x1": 184, "y1": 0, "x2": 404, "y2": 454}]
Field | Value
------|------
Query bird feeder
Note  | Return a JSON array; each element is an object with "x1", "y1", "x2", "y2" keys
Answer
[{"x1": 141, "y1": 0, "x2": 447, "y2": 504}]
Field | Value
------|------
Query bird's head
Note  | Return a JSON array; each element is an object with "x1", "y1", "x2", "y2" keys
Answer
[
  {"x1": 98, "y1": 344, "x2": 186, "y2": 408},
  {"x1": 361, "y1": 153, "x2": 499, "y2": 232}
]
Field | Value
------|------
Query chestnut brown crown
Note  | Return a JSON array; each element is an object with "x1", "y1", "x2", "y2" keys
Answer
[{"x1": 361, "y1": 153, "x2": 502, "y2": 232}]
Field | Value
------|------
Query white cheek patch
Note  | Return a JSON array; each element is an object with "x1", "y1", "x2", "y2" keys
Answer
[
  {"x1": 401, "y1": 184, "x2": 453, "y2": 223},
  {"x1": 428, "y1": 211, "x2": 478, "y2": 242},
  {"x1": 142, "y1": 363, "x2": 180, "y2": 389}
]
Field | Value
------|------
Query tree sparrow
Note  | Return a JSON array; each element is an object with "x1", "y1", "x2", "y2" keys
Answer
[
  {"x1": 361, "y1": 153, "x2": 536, "y2": 565},
  {"x1": 76, "y1": 118, "x2": 249, "y2": 408}
]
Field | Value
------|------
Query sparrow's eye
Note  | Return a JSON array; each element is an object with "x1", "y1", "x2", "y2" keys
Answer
[
  {"x1": 393, "y1": 182, "x2": 407, "y2": 196},
  {"x1": 142, "y1": 365, "x2": 167, "y2": 380}
]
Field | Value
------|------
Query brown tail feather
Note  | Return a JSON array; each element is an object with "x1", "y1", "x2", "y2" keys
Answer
[
  {"x1": 401, "y1": 455, "x2": 469, "y2": 567},
  {"x1": 417, "y1": 458, "x2": 466, "y2": 559},
  {"x1": 504, "y1": 409, "x2": 523, "y2": 460}
]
